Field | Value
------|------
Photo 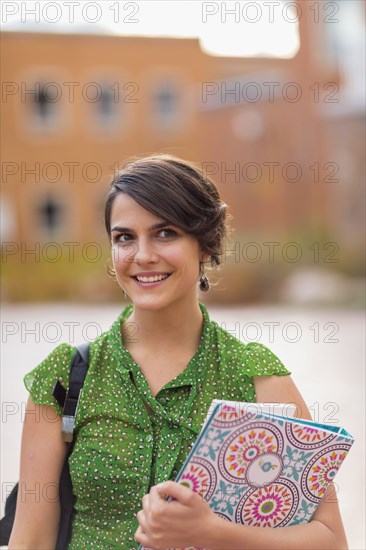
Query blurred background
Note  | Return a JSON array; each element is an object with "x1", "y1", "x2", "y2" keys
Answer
[
  {"x1": 1, "y1": 0, "x2": 365, "y2": 547},
  {"x1": 1, "y1": 0, "x2": 365, "y2": 305}
]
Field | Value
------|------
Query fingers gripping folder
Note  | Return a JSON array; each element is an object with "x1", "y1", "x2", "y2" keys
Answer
[{"x1": 52, "y1": 342, "x2": 90, "y2": 443}]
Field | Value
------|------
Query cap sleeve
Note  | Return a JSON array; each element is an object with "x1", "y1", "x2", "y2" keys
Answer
[
  {"x1": 243, "y1": 342, "x2": 291, "y2": 377},
  {"x1": 23, "y1": 343, "x2": 76, "y2": 415}
]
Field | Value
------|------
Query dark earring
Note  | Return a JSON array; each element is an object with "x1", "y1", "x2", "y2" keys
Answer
[{"x1": 199, "y1": 263, "x2": 210, "y2": 292}]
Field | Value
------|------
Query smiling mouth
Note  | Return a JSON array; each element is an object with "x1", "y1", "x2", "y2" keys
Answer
[{"x1": 132, "y1": 274, "x2": 171, "y2": 284}]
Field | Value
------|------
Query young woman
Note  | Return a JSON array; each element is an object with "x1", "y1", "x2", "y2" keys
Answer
[{"x1": 9, "y1": 155, "x2": 348, "y2": 549}]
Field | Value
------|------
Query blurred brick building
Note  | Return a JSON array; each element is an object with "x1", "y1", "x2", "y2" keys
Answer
[{"x1": 1, "y1": 2, "x2": 364, "y2": 302}]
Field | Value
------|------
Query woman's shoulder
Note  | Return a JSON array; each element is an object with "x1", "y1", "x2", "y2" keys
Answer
[
  {"x1": 22, "y1": 313, "x2": 121, "y2": 414},
  {"x1": 23, "y1": 342, "x2": 77, "y2": 415},
  {"x1": 211, "y1": 320, "x2": 291, "y2": 377}
]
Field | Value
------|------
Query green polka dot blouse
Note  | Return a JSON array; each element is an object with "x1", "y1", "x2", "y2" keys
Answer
[{"x1": 23, "y1": 301, "x2": 291, "y2": 549}]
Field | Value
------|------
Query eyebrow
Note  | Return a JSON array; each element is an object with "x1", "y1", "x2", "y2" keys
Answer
[{"x1": 111, "y1": 221, "x2": 171, "y2": 233}]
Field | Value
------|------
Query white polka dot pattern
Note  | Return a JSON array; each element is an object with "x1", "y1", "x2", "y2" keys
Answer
[{"x1": 23, "y1": 302, "x2": 291, "y2": 548}]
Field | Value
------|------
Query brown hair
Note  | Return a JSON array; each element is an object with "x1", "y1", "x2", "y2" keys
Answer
[{"x1": 105, "y1": 154, "x2": 233, "y2": 274}]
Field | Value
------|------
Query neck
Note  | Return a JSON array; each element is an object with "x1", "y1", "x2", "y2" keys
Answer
[{"x1": 122, "y1": 297, "x2": 204, "y2": 352}]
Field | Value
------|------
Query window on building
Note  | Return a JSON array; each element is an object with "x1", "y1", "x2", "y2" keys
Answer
[
  {"x1": 324, "y1": 0, "x2": 365, "y2": 108},
  {"x1": 35, "y1": 85, "x2": 53, "y2": 118},
  {"x1": 99, "y1": 86, "x2": 115, "y2": 117},
  {"x1": 37, "y1": 196, "x2": 64, "y2": 236},
  {"x1": 152, "y1": 81, "x2": 181, "y2": 130},
  {"x1": 28, "y1": 81, "x2": 59, "y2": 131},
  {"x1": 0, "y1": 195, "x2": 15, "y2": 242},
  {"x1": 92, "y1": 82, "x2": 120, "y2": 132}
]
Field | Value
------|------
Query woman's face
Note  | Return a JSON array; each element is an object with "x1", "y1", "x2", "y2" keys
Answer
[{"x1": 110, "y1": 192, "x2": 205, "y2": 311}]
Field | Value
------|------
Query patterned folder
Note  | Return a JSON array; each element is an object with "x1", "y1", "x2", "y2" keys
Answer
[{"x1": 140, "y1": 400, "x2": 354, "y2": 550}]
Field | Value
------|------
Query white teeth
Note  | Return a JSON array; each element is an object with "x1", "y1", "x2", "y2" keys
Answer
[{"x1": 136, "y1": 274, "x2": 169, "y2": 283}]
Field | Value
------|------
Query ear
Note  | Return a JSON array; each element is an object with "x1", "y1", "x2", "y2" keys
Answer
[{"x1": 201, "y1": 252, "x2": 210, "y2": 263}]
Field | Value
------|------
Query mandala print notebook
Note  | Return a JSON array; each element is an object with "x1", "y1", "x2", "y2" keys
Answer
[{"x1": 139, "y1": 400, "x2": 354, "y2": 550}]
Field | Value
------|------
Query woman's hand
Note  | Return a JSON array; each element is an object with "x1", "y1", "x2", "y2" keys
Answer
[{"x1": 135, "y1": 480, "x2": 216, "y2": 549}]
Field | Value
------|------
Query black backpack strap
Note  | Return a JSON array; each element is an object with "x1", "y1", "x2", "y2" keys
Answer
[
  {"x1": 52, "y1": 342, "x2": 90, "y2": 443},
  {"x1": 1, "y1": 343, "x2": 91, "y2": 547}
]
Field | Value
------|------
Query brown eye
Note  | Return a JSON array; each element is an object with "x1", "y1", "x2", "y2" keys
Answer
[
  {"x1": 113, "y1": 233, "x2": 132, "y2": 244},
  {"x1": 159, "y1": 229, "x2": 177, "y2": 238}
]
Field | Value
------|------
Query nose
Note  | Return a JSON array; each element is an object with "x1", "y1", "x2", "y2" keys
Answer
[{"x1": 133, "y1": 237, "x2": 159, "y2": 264}]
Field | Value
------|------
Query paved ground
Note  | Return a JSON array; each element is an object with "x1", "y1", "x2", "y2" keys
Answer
[{"x1": 1, "y1": 303, "x2": 365, "y2": 548}]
